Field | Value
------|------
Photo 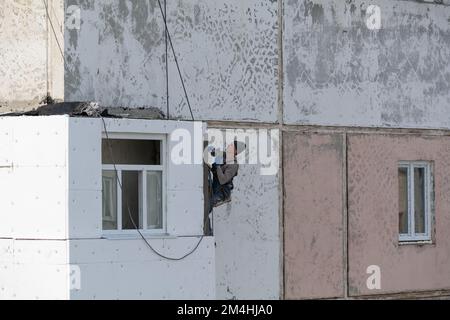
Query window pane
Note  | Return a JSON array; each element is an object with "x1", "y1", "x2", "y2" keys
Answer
[
  {"x1": 122, "y1": 171, "x2": 140, "y2": 230},
  {"x1": 414, "y1": 167, "x2": 426, "y2": 234},
  {"x1": 102, "y1": 171, "x2": 117, "y2": 230},
  {"x1": 398, "y1": 167, "x2": 408, "y2": 235},
  {"x1": 147, "y1": 171, "x2": 163, "y2": 229},
  {"x1": 102, "y1": 139, "x2": 161, "y2": 165}
]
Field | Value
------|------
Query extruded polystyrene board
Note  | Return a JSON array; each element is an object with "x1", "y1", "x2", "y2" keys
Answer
[
  {"x1": 12, "y1": 240, "x2": 68, "y2": 265},
  {"x1": 69, "y1": 238, "x2": 215, "y2": 300},
  {"x1": 163, "y1": 257, "x2": 215, "y2": 300},
  {"x1": 102, "y1": 118, "x2": 169, "y2": 135},
  {"x1": 113, "y1": 237, "x2": 212, "y2": 263},
  {"x1": 0, "y1": 168, "x2": 13, "y2": 238},
  {"x1": 69, "y1": 237, "x2": 213, "y2": 264},
  {"x1": 69, "y1": 263, "x2": 117, "y2": 300},
  {"x1": 113, "y1": 238, "x2": 215, "y2": 299},
  {"x1": 69, "y1": 238, "x2": 200, "y2": 265},
  {"x1": 11, "y1": 167, "x2": 67, "y2": 239},
  {"x1": 167, "y1": 163, "x2": 203, "y2": 191},
  {"x1": 68, "y1": 118, "x2": 102, "y2": 191},
  {"x1": 0, "y1": 263, "x2": 14, "y2": 299},
  {"x1": 103, "y1": 238, "x2": 166, "y2": 263},
  {"x1": 167, "y1": 121, "x2": 204, "y2": 191},
  {"x1": 0, "y1": 239, "x2": 14, "y2": 263},
  {"x1": 11, "y1": 263, "x2": 69, "y2": 300},
  {"x1": 0, "y1": 120, "x2": 14, "y2": 237},
  {"x1": 113, "y1": 258, "x2": 214, "y2": 300},
  {"x1": 68, "y1": 190, "x2": 102, "y2": 239},
  {"x1": 0, "y1": 118, "x2": 13, "y2": 166},
  {"x1": 69, "y1": 239, "x2": 118, "y2": 264},
  {"x1": 167, "y1": 189, "x2": 204, "y2": 236},
  {"x1": 114, "y1": 261, "x2": 170, "y2": 299},
  {"x1": 12, "y1": 116, "x2": 68, "y2": 167},
  {"x1": 102, "y1": 118, "x2": 199, "y2": 136}
]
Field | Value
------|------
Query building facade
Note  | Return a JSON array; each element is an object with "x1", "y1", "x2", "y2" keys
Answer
[{"x1": 1, "y1": 0, "x2": 450, "y2": 299}]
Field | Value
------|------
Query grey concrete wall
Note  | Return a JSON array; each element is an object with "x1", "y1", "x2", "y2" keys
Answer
[
  {"x1": 0, "y1": 0, "x2": 64, "y2": 113},
  {"x1": 213, "y1": 160, "x2": 280, "y2": 299},
  {"x1": 65, "y1": 0, "x2": 279, "y2": 122},
  {"x1": 209, "y1": 127, "x2": 281, "y2": 299},
  {"x1": 47, "y1": 0, "x2": 65, "y2": 104},
  {"x1": 0, "y1": 1, "x2": 47, "y2": 112},
  {"x1": 284, "y1": 0, "x2": 450, "y2": 129}
]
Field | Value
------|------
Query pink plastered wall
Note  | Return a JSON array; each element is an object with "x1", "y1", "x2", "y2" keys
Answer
[
  {"x1": 348, "y1": 134, "x2": 450, "y2": 296},
  {"x1": 284, "y1": 132, "x2": 344, "y2": 299}
]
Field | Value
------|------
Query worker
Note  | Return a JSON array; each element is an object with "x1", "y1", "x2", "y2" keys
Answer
[
  {"x1": 209, "y1": 140, "x2": 245, "y2": 210},
  {"x1": 203, "y1": 140, "x2": 245, "y2": 236}
]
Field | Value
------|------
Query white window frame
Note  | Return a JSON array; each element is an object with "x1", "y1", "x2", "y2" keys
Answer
[
  {"x1": 398, "y1": 161, "x2": 433, "y2": 243},
  {"x1": 101, "y1": 133, "x2": 167, "y2": 236}
]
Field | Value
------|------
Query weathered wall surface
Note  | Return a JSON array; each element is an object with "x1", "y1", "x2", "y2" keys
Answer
[
  {"x1": 348, "y1": 134, "x2": 450, "y2": 296},
  {"x1": 0, "y1": 0, "x2": 64, "y2": 113},
  {"x1": 47, "y1": 0, "x2": 65, "y2": 104},
  {"x1": 284, "y1": 0, "x2": 450, "y2": 128},
  {"x1": 212, "y1": 128, "x2": 280, "y2": 299},
  {"x1": 0, "y1": 1, "x2": 47, "y2": 112},
  {"x1": 284, "y1": 132, "x2": 344, "y2": 299},
  {"x1": 65, "y1": 0, "x2": 279, "y2": 122}
]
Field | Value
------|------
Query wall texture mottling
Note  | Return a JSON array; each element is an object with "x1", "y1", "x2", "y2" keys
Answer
[
  {"x1": 284, "y1": 132, "x2": 344, "y2": 299},
  {"x1": 0, "y1": 1, "x2": 47, "y2": 111},
  {"x1": 348, "y1": 134, "x2": 450, "y2": 296},
  {"x1": 284, "y1": 0, "x2": 450, "y2": 128},
  {"x1": 47, "y1": 0, "x2": 65, "y2": 103},
  {"x1": 65, "y1": 0, "x2": 279, "y2": 122}
]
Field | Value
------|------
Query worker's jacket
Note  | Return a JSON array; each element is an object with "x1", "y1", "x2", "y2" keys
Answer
[{"x1": 212, "y1": 163, "x2": 239, "y2": 199}]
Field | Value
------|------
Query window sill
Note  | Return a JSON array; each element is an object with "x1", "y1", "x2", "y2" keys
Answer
[
  {"x1": 398, "y1": 240, "x2": 433, "y2": 246},
  {"x1": 101, "y1": 232, "x2": 177, "y2": 240}
]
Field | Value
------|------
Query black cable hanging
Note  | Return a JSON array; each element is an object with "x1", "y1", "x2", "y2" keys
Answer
[
  {"x1": 155, "y1": 0, "x2": 195, "y2": 121},
  {"x1": 42, "y1": 0, "x2": 65, "y2": 65},
  {"x1": 101, "y1": 117, "x2": 204, "y2": 261}
]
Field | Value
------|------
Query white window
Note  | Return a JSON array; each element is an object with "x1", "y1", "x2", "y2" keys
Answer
[
  {"x1": 102, "y1": 134, "x2": 166, "y2": 235},
  {"x1": 398, "y1": 161, "x2": 433, "y2": 242}
]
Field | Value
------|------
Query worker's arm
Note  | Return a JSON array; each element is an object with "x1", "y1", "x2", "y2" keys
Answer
[{"x1": 216, "y1": 165, "x2": 238, "y2": 185}]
